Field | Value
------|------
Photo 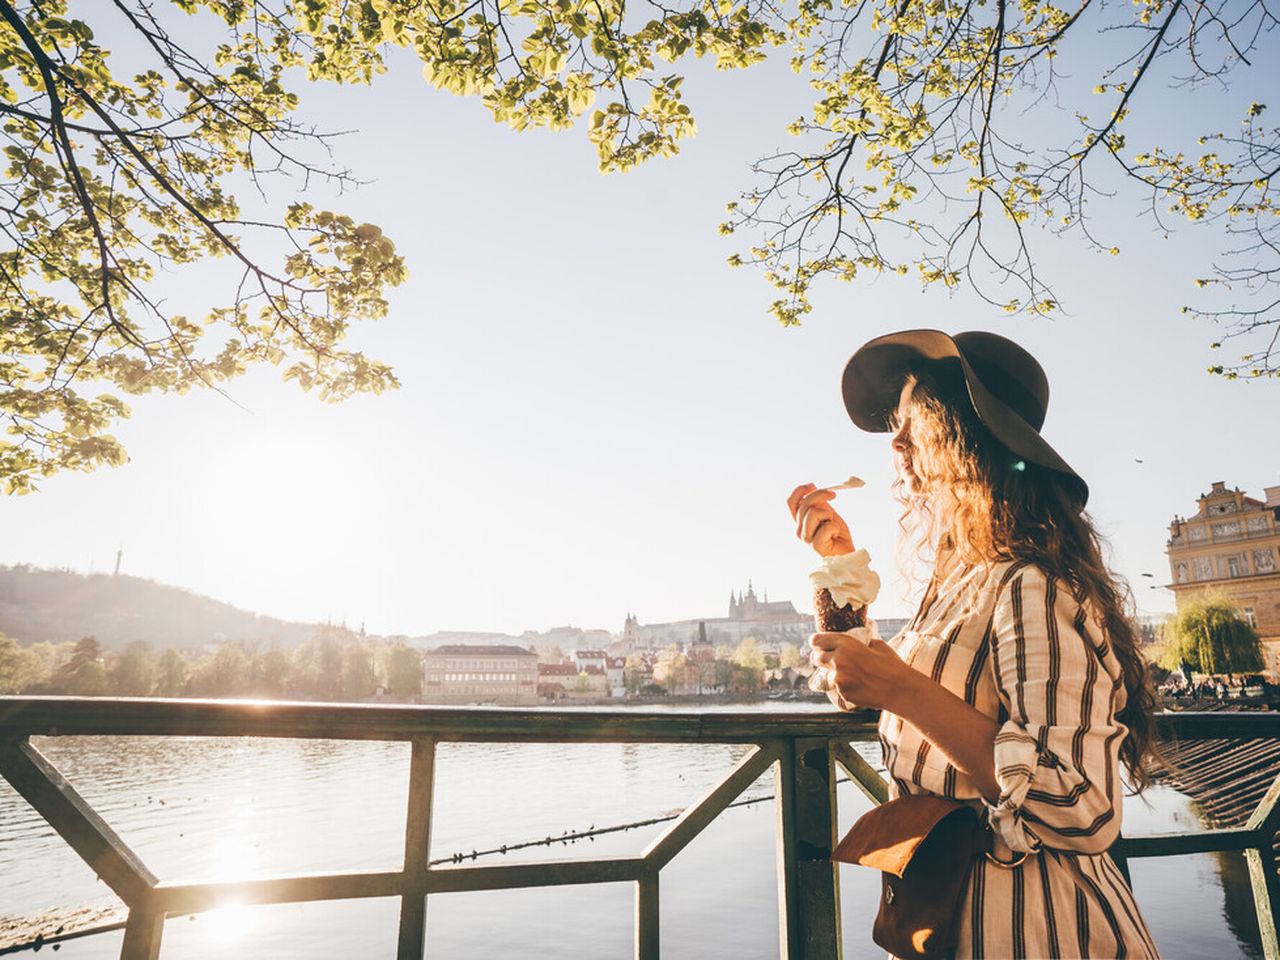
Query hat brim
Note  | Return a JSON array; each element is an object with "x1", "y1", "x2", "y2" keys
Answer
[{"x1": 841, "y1": 329, "x2": 1089, "y2": 506}]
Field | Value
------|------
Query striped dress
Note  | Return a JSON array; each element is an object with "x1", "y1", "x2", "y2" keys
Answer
[{"x1": 877, "y1": 554, "x2": 1161, "y2": 959}]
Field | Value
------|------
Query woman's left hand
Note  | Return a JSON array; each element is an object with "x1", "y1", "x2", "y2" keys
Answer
[{"x1": 809, "y1": 632, "x2": 917, "y2": 712}]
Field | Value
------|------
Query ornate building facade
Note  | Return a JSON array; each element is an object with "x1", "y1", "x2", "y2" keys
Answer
[{"x1": 1166, "y1": 481, "x2": 1280, "y2": 675}]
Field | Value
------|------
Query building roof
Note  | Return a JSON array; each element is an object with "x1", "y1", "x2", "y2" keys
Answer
[
  {"x1": 583, "y1": 665, "x2": 606, "y2": 675},
  {"x1": 428, "y1": 644, "x2": 537, "y2": 657},
  {"x1": 537, "y1": 682, "x2": 566, "y2": 694},
  {"x1": 575, "y1": 649, "x2": 607, "y2": 658}
]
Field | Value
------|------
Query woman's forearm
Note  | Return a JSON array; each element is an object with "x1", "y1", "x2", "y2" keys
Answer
[{"x1": 889, "y1": 670, "x2": 1001, "y2": 802}]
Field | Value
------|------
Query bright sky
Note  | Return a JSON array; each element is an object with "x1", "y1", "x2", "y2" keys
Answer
[{"x1": 2, "y1": 27, "x2": 1278, "y2": 637}]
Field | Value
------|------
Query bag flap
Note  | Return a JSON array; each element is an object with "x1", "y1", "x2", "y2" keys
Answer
[{"x1": 832, "y1": 795, "x2": 978, "y2": 878}]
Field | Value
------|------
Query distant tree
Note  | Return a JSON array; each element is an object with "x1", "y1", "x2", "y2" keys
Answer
[
  {"x1": 292, "y1": 633, "x2": 344, "y2": 700},
  {"x1": 385, "y1": 644, "x2": 423, "y2": 699},
  {"x1": 19, "y1": 641, "x2": 63, "y2": 691},
  {"x1": 732, "y1": 637, "x2": 766, "y2": 672},
  {"x1": 153, "y1": 647, "x2": 189, "y2": 697},
  {"x1": 660, "y1": 650, "x2": 689, "y2": 695},
  {"x1": 189, "y1": 643, "x2": 250, "y2": 697},
  {"x1": 1157, "y1": 598, "x2": 1264, "y2": 676},
  {"x1": 341, "y1": 645, "x2": 377, "y2": 700},
  {"x1": 714, "y1": 658, "x2": 733, "y2": 692},
  {"x1": 0, "y1": 634, "x2": 41, "y2": 693},
  {"x1": 729, "y1": 663, "x2": 763, "y2": 695},
  {"x1": 55, "y1": 636, "x2": 108, "y2": 695},
  {"x1": 779, "y1": 642, "x2": 805, "y2": 670},
  {"x1": 248, "y1": 647, "x2": 291, "y2": 698},
  {"x1": 109, "y1": 641, "x2": 155, "y2": 697},
  {"x1": 623, "y1": 655, "x2": 647, "y2": 695}
]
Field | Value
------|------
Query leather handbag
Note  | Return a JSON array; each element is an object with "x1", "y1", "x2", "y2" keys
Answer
[{"x1": 832, "y1": 794, "x2": 991, "y2": 959}]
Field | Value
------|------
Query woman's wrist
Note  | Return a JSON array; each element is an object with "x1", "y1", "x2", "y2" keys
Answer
[{"x1": 883, "y1": 665, "x2": 929, "y2": 718}]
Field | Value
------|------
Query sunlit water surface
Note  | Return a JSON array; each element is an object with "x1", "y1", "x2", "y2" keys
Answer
[{"x1": 0, "y1": 703, "x2": 1263, "y2": 958}]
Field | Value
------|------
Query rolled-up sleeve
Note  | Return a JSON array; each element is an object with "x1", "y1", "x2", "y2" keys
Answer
[{"x1": 984, "y1": 565, "x2": 1127, "y2": 855}]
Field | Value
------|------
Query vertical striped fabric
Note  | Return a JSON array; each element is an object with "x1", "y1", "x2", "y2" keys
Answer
[{"x1": 877, "y1": 555, "x2": 1160, "y2": 958}]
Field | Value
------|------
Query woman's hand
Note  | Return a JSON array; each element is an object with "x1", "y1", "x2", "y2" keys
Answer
[
  {"x1": 809, "y1": 632, "x2": 917, "y2": 712},
  {"x1": 787, "y1": 483, "x2": 854, "y2": 558}
]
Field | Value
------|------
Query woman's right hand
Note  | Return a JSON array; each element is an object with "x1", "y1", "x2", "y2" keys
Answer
[{"x1": 787, "y1": 483, "x2": 854, "y2": 558}]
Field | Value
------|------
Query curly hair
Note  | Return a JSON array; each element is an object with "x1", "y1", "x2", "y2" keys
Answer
[{"x1": 892, "y1": 362, "x2": 1159, "y2": 791}]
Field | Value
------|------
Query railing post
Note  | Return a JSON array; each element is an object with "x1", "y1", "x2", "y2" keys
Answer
[
  {"x1": 635, "y1": 868, "x2": 660, "y2": 960},
  {"x1": 775, "y1": 737, "x2": 842, "y2": 960},
  {"x1": 1246, "y1": 845, "x2": 1280, "y2": 960},
  {"x1": 120, "y1": 894, "x2": 164, "y2": 960},
  {"x1": 398, "y1": 736, "x2": 436, "y2": 960}
]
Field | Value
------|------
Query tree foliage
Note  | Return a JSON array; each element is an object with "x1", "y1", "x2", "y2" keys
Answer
[
  {"x1": 4, "y1": 1, "x2": 1277, "y2": 491},
  {"x1": 0, "y1": 625, "x2": 422, "y2": 699},
  {"x1": 1, "y1": 0, "x2": 405, "y2": 492},
  {"x1": 1157, "y1": 596, "x2": 1264, "y2": 676}
]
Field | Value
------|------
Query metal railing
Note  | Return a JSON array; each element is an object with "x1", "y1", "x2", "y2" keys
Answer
[{"x1": 2, "y1": 698, "x2": 1280, "y2": 959}]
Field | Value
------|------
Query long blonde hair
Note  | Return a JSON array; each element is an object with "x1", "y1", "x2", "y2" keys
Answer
[{"x1": 893, "y1": 364, "x2": 1158, "y2": 790}]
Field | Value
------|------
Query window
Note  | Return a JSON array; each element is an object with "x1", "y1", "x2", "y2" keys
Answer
[
  {"x1": 1224, "y1": 555, "x2": 1244, "y2": 578},
  {"x1": 1244, "y1": 607, "x2": 1257, "y2": 628}
]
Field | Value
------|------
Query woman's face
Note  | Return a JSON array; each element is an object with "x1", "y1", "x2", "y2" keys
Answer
[{"x1": 890, "y1": 377, "x2": 922, "y2": 494}]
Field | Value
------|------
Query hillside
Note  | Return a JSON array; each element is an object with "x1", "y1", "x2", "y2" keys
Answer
[{"x1": 0, "y1": 565, "x2": 318, "y2": 651}]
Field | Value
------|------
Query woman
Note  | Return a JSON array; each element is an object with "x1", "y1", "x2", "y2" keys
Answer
[{"x1": 789, "y1": 330, "x2": 1160, "y2": 959}]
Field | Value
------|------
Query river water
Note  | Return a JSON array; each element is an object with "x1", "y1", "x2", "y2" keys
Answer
[{"x1": 0, "y1": 704, "x2": 1265, "y2": 958}]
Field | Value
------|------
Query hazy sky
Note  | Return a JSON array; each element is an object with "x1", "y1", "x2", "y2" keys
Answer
[{"x1": 2, "y1": 24, "x2": 1278, "y2": 637}]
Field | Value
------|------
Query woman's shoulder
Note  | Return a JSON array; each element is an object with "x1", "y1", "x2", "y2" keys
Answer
[{"x1": 979, "y1": 556, "x2": 1081, "y2": 603}]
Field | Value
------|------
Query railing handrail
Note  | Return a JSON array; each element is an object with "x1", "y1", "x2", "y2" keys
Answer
[
  {"x1": 0, "y1": 696, "x2": 884, "y2": 742},
  {"x1": 2, "y1": 696, "x2": 1272, "y2": 741}
]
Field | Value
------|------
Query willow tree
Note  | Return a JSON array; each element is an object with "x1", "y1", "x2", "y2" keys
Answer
[
  {"x1": 1158, "y1": 597, "x2": 1264, "y2": 677},
  {"x1": 3, "y1": 1, "x2": 1276, "y2": 492}
]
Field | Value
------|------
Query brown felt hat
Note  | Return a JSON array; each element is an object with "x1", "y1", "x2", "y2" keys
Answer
[{"x1": 841, "y1": 329, "x2": 1088, "y2": 507}]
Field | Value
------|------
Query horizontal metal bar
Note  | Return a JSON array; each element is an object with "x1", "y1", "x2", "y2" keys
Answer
[
  {"x1": 1114, "y1": 828, "x2": 1260, "y2": 859},
  {"x1": 0, "y1": 697, "x2": 881, "y2": 743},
  {"x1": 155, "y1": 871, "x2": 404, "y2": 913},
  {"x1": 1155, "y1": 712, "x2": 1280, "y2": 741},
  {"x1": 6, "y1": 699, "x2": 1273, "y2": 743},
  {"x1": 424, "y1": 857, "x2": 646, "y2": 893}
]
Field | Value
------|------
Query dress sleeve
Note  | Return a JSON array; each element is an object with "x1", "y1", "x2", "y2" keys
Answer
[{"x1": 983, "y1": 565, "x2": 1127, "y2": 855}]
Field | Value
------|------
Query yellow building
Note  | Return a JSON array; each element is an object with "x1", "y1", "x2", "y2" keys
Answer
[
  {"x1": 1166, "y1": 481, "x2": 1280, "y2": 675},
  {"x1": 421, "y1": 644, "x2": 539, "y2": 705}
]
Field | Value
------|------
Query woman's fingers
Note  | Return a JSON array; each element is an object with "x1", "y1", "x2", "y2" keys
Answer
[
  {"x1": 786, "y1": 483, "x2": 817, "y2": 521},
  {"x1": 799, "y1": 500, "x2": 839, "y2": 543},
  {"x1": 809, "y1": 632, "x2": 845, "y2": 651}
]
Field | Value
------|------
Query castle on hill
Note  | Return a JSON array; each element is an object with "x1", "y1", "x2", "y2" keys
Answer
[{"x1": 621, "y1": 581, "x2": 815, "y2": 649}]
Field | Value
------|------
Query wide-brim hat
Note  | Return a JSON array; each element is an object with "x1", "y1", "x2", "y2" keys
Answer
[{"x1": 841, "y1": 329, "x2": 1088, "y2": 507}]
